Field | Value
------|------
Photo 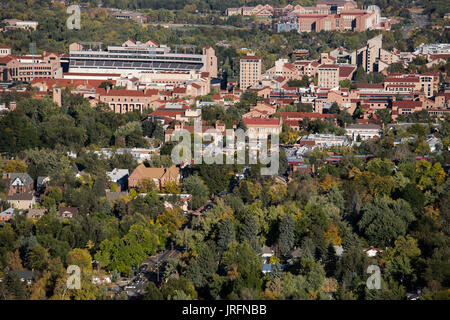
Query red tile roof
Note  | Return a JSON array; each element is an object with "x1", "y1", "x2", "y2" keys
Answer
[
  {"x1": 280, "y1": 112, "x2": 333, "y2": 120},
  {"x1": 103, "y1": 89, "x2": 151, "y2": 97},
  {"x1": 149, "y1": 110, "x2": 185, "y2": 117},
  {"x1": 243, "y1": 118, "x2": 281, "y2": 126},
  {"x1": 392, "y1": 100, "x2": 423, "y2": 108},
  {"x1": 339, "y1": 66, "x2": 356, "y2": 78},
  {"x1": 319, "y1": 64, "x2": 339, "y2": 69},
  {"x1": 241, "y1": 55, "x2": 261, "y2": 60}
]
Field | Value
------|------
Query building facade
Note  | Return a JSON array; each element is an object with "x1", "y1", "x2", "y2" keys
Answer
[{"x1": 240, "y1": 55, "x2": 262, "y2": 90}]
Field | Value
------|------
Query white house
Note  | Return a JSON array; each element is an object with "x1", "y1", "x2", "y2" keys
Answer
[{"x1": 346, "y1": 123, "x2": 382, "y2": 141}]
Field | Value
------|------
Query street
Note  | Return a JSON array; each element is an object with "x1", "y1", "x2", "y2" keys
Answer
[{"x1": 113, "y1": 249, "x2": 181, "y2": 299}]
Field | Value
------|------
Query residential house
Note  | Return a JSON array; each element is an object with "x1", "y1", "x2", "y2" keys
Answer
[
  {"x1": 0, "y1": 207, "x2": 14, "y2": 222},
  {"x1": 59, "y1": 207, "x2": 79, "y2": 219},
  {"x1": 26, "y1": 208, "x2": 46, "y2": 220},
  {"x1": 6, "y1": 193, "x2": 36, "y2": 210},
  {"x1": 261, "y1": 245, "x2": 274, "y2": 264},
  {"x1": 107, "y1": 168, "x2": 129, "y2": 191},
  {"x1": 8, "y1": 270, "x2": 37, "y2": 285},
  {"x1": 364, "y1": 247, "x2": 383, "y2": 257},
  {"x1": 128, "y1": 164, "x2": 180, "y2": 190},
  {"x1": 2, "y1": 173, "x2": 34, "y2": 195}
]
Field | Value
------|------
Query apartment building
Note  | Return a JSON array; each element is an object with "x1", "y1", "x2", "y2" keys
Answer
[
  {"x1": 351, "y1": 34, "x2": 383, "y2": 73},
  {"x1": 384, "y1": 73, "x2": 438, "y2": 98},
  {"x1": 243, "y1": 117, "x2": 282, "y2": 139},
  {"x1": 318, "y1": 64, "x2": 339, "y2": 88},
  {"x1": 240, "y1": 55, "x2": 262, "y2": 90}
]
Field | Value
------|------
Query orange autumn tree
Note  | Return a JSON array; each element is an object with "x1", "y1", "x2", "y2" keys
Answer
[{"x1": 324, "y1": 224, "x2": 342, "y2": 246}]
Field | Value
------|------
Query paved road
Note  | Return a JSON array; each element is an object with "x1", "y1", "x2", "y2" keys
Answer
[
  {"x1": 402, "y1": 12, "x2": 429, "y2": 40},
  {"x1": 113, "y1": 249, "x2": 180, "y2": 299}
]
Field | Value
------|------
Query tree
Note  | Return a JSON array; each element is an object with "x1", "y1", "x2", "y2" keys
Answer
[
  {"x1": 0, "y1": 271, "x2": 28, "y2": 300},
  {"x1": 354, "y1": 66, "x2": 368, "y2": 83},
  {"x1": 0, "y1": 110, "x2": 39, "y2": 154},
  {"x1": 66, "y1": 248, "x2": 92, "y2": 272},
  {"x1": 375, "y1": 109, "x2": 392, "y2": 125},
  {"x1": 239, "y1": 215, "x2": 259, "y2": 245},
  {"x1": 279, "y1": 214, "x2": 295, "y2": 257},
  {"x1": 400, "y1": 183, "x2": 425, "y2": 214},
  {"x1": 186, "y1": 240, "x2": 218, "y2": 288},
  {"x1": 98, "y1": 81, "x2": 113, "y2": 89},
  {"x1": 2, "y1": 160, "x2": 27, "y2": 173},
  {"x1": 389, "y1": 62, "x2": 405, "y2": 73},
  {"x1": 324, "y1": 243, "x2": 338, "y2": 277},
  {"x1": 279, "y1": 149, "x2": 289, "y2": 175},
  {"x1": 137, "y1": 178, "x2": 158, "y2": 193},
  {"x1": 144, "y1": 282, "x2": 163, "y2": 300},
  {"x1": 114, "y1": 121, "x2": 147, "y2": 148},
  {"x1": 162, "y1": 277, "x2": 197, "y2": 300},
  {"x1": 27, "y1": 245, "x2": 50, "y2": 272},
  {"x1": 339, "y1": 79, "x2": 352, "y2": 89},
  {"x1": 222, "y1": 242, "x2": 263, "y2": 295},
  {"x1": 183, "y1": 175, "x2": 209, "y2": 210},
  {"x1": 92, "y1": 173, "x2": 107, "y2": 197},
  {"x1": 156, "y1": 208, "x2": 187, "y2": 237},
  {"x1": 384, "y1": 235, "x2": 421, "y2": 290},
  {"x1": 217, "y1": 217, "x2": 236, "y2": 251},
  {"x1": 162, "y1": 181, "x2": 181, "y2": 194},
  {"x1": 358, "y1": 198, "x2": 415, "y2": 247},
  {"x1": 366, "y1": 158, "x2": 395, "y2": 176}
]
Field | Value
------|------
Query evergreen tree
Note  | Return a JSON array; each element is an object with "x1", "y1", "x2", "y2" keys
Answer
[
  {"x1": 217, "y1": 218, "x2": 236, "y2": 251},
  {"x1": 324, "y1": 243, "x2": 338, "y2": 277},
  {"x1": 239, "y1": 215, "x2": 258, "y2": 244},
  {"x1": 279, "y1": 214, "x2": 295, "y2": 257},
  {"x1": 239, "y1": 181, "x2": 252, "y2": 204}
]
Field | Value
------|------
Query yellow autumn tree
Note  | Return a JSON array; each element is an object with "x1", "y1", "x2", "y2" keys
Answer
[
  {"x1": 3, "y1": 160, "x2": 27, "y2": 173},
  {"x1": 162, "y1": 181, "x2": 181, "y2": 194},
  {"x1": 319, "y1": 175, "x2": 340, "y2": 191},
  {"x1": 324, "y1": 224, "x2": 342, "y2": 246},
  {"x1": 156, "y1": 208, "x2": 187, "y2": 237}
]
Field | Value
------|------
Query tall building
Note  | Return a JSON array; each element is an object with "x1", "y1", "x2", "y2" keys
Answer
[
  {"x1": 240, "y1": 55, "x2": 262, "y2": 90},
  {"x1": 318, "y1": 64, "x2": 339, "y2": 88},
  {"x1": 351, "y1": 34, "x2": 382, "y2": 73}
]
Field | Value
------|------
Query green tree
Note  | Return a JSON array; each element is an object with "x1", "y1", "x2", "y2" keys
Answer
[
  {"x1": 183, "y1": 175, "x2": 209, "y2": 210},
  {"x1": 358, "y1": 198, "x2": 415, "y2": 247},
  {"x1": 239, "y1": 215, "x2": 259, "y2": 245},
  {"x1": 279, "y1": 214, "x2": 295, "y2": 257},
  {"x1": 144, "y1": 282, "x2": 163, "y2": 300},
  {"x1": 217, "y1": 217, "x2": 236, "y2": 251},
  {"x1": 222, "y1": 242, "x2": 263, "y2": 295},
  {"x1": 27, "y1": 245, "x2": 50, "y2": 272}
]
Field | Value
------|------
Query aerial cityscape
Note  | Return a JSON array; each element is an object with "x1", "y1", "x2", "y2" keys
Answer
[{"x1": 0, "y1": 0, "x2": 449, "y2": 304}]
